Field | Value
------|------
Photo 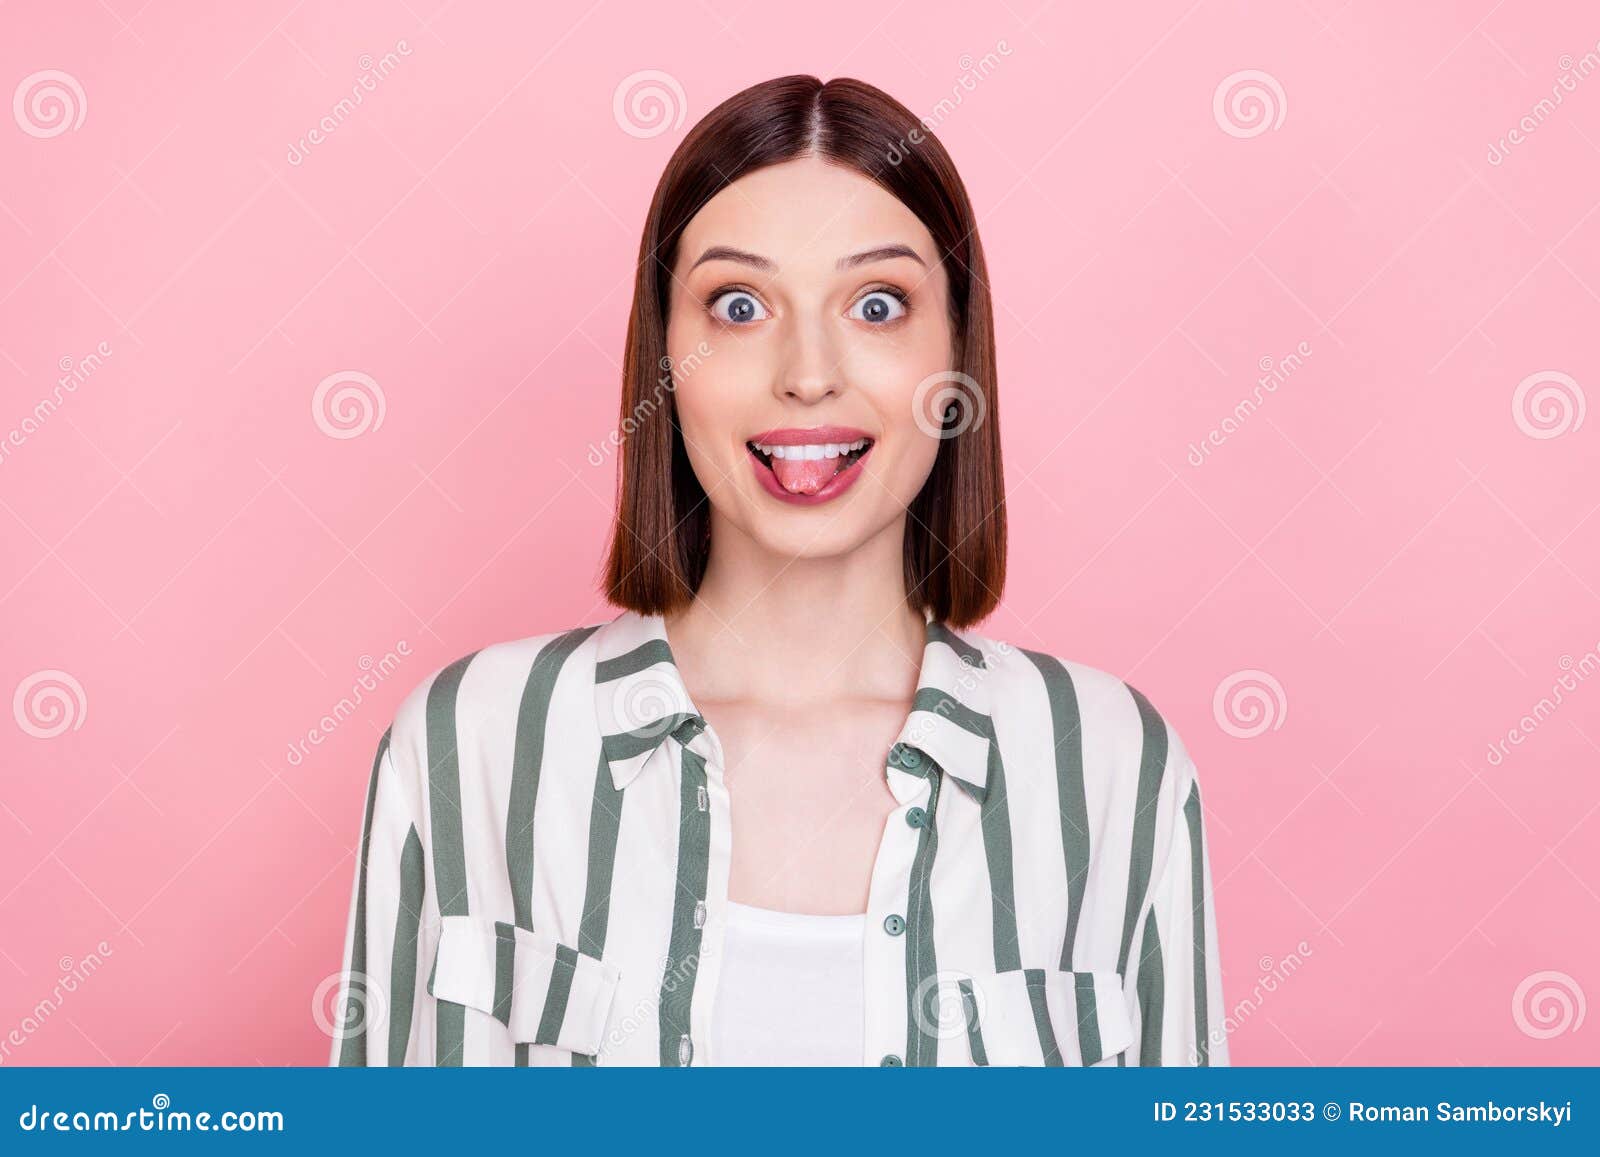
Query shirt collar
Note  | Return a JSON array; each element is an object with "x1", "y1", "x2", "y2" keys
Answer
[{"x1": 591, "y1": 608, "x2": 997, "y2": 802}]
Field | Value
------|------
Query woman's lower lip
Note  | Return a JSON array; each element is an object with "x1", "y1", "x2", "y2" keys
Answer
[{"x1": 747, "y1": 446, "x2": 872, "y2": 505}]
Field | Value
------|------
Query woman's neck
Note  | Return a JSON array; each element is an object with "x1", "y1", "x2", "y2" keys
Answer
[{"x1": 663, "y1": 514, "x2": 925, "y2": 707}]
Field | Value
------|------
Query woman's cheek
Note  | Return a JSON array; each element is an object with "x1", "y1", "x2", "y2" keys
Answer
[
  {"x1": 902, "y1": 436, "x2": 943, "y2": 501},
  {"x1": 675, "y1": 366, "x2": 741, "y2": 462}
]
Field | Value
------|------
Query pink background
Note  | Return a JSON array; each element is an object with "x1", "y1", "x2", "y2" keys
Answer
[{"x1": 3, "y1": 0, "x2": 1597, "y2": 1066}]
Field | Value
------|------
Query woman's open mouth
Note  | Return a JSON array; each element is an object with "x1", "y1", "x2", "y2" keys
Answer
[{"x1": 745, "y1": 428, "x2": 875, "y2": 506}]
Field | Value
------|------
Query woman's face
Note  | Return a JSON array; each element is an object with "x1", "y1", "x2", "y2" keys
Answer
[{"x1": 665, "y1": 155, "x2": 954, "y2": 562}]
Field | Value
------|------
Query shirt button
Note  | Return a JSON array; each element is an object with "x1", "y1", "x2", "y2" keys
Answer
[
  {"x1": 880, "y1": 1053, "x2": 903, "y2": 1067},
  {"x1": 888, "y1": 743, "x2": 925, "y2": 772},
  {"x1": 905, "y1": 806, "x2": 926, "y2": 828},
  {"x1": 882, "y1": 913, "x2": 906, "y2": 936}
]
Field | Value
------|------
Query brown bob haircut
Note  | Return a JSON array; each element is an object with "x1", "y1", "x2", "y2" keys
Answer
[{"x1": 602, "y1": 74, "x2": 1006, "y2": 628}]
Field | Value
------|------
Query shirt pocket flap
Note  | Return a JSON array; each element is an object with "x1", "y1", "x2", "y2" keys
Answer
[
  {"x1": 426, "y1": 915, "x2": 621, "y2": 1055},
  {"x1": 956, "y1": 967, "x2": 1133, "y2": 1066}
]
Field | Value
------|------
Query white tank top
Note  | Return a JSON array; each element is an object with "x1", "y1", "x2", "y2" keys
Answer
[{"x1": 709, "y1": 900, "x2": 866, "y2": 1065}]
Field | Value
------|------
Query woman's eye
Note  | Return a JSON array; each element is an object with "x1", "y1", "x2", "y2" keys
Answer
[
  {"x1": 709, "y1": 291, "x2": 769, "y2": 324},
  {"x1": 849, "y1": 290, "x2": 907, "y2": 324}
]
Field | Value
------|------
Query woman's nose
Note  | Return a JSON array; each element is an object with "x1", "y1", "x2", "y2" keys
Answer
[{"x1": 776, "y1": 317, "x2": 842, "y2": 403}]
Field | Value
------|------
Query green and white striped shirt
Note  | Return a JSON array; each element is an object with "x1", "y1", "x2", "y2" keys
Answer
[{"x1": 331, "y1": 609, "x2": 1227, "y2": 1067}]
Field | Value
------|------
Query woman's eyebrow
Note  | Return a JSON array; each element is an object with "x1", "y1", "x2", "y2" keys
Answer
[
  {"x1": 686, "y1": 242, "x2": 928, "y2": 273},
  {"x1": 836, "y1": 243, "x2": 926, "y2": 270},
  {"x1": 688, "y1": 245, "x2": 775, "y2": 272}
]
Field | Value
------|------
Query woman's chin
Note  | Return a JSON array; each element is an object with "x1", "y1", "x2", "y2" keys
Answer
[{"x1": 728, "y1": 512, "x2": 874, "y2": 563}]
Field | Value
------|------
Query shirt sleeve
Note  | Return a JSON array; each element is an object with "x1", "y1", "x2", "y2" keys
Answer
[
  {"x1": 1125, "y1": 758, "x2": 1228, "y2": 1066},
  {"x1": 329, "y1": 727, "x2": 430, "y2": 1066}
]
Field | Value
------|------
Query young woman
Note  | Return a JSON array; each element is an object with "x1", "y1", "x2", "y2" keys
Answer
[{"x1": 332, "y1": 75, "x2": 1226, "y2": 1068}]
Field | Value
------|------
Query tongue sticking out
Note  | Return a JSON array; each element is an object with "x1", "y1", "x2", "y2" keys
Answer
[{"x1": 769, "y1": 455, "x2": 841, "y2": 496}]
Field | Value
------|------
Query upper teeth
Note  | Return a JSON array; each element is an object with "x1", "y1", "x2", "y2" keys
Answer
[{"x1": 752, "y1": 438, "x2": 869, "y2": 460}]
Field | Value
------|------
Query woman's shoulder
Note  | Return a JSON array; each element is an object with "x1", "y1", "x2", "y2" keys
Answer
[
  {"x1": 943, "y1": 622, "x2": 1199, "y2": 793},
  {"x1": 381, "y1": 621, "x2": 610, "y2": 763}
]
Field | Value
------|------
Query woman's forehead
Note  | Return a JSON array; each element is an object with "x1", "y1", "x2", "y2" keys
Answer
[{"x1": 676, "y1": 157, "x2": 937, "y2": 271}]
